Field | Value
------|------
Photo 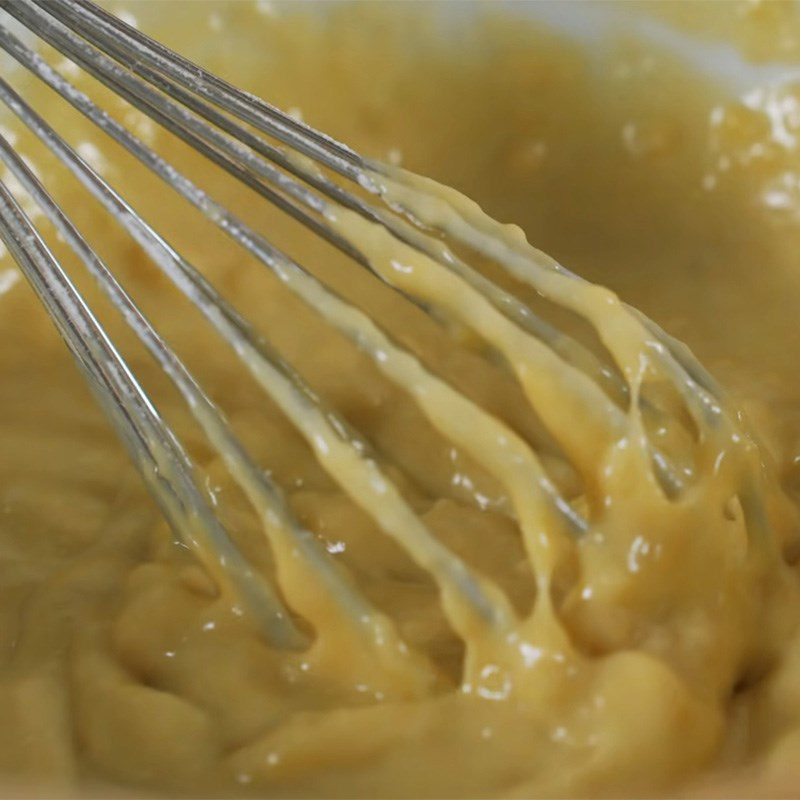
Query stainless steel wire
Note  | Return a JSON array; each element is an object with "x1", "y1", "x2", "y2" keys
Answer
[
  {"x1": 0, "y1": 0, "x2": 744, "y2": 651},
  {"x1": 0, "y1": 0, "x2": 523, "y2": 643}
]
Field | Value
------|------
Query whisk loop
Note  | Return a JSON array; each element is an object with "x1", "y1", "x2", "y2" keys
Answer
[{"x1": 0, "y1": 0, "x2": 784, "y2": 696}]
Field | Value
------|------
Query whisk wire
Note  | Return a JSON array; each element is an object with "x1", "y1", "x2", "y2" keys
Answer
[
  {"x1": 0, "y1": 0, "x2": 771, "y2": 673},
  {"x1": 0, "y1": 146, "x2": 306, "y2": 646},
  {"x1": 29, "y1": 0, "x2": 366, "y2": 176},
  {"x1": 0, "y1": 70, "x2": 459, "y2": 653},
  {"x1": 0, "y1": 0, "x2": 521, "y2": 644}
]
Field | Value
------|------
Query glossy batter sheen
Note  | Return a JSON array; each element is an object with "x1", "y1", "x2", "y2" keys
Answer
[{"x1": 2, "y1": 1, "x2": 800, "y2": 797}]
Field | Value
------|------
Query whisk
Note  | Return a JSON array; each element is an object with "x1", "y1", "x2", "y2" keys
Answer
[{"x1": 0, "y1": 0, "x2": 787, "y2": 697}]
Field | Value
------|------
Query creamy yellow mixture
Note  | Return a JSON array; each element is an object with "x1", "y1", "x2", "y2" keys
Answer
[{"x1": 2, "y1": 1, "x2": 800, "y2": 797}]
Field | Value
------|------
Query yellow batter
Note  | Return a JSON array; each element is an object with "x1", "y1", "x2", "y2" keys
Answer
[{"x1": 2, "y1": 1, "x2": 800, "y2": 797}]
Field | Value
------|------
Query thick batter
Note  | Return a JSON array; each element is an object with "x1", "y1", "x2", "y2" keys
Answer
[{"x1": 1, "y1": 1, "x2": 800, "y2": 797}]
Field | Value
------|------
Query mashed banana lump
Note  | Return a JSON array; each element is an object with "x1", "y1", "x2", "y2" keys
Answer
[{"x1": 2, "y1": 1, "x2": 800, "y2": 797}]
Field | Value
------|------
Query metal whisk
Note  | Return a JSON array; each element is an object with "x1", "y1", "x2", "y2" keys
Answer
[{"x1": 0, "y1": 0, "x2": 783, "y2": 693}]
